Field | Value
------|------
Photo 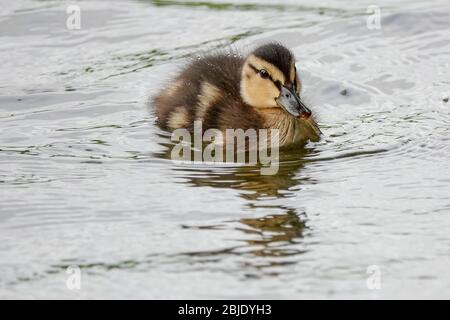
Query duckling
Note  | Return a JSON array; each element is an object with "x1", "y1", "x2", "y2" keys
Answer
[{"x1": 152, "y1": 43, "x2": 321, "y2": 148}]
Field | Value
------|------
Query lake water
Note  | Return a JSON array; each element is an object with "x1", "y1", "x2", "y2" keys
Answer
[{"x1": 1, "y1": 0, "x2": 449, "y2": 299}]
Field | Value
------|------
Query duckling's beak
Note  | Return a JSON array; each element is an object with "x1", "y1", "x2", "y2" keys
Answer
[{"x1": 276, "y1": 85, "x2": 312, "y2": 120}]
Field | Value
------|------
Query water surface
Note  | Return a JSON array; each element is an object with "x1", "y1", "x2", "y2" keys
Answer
[{"x1": 1, "y1": 0, "x2": 450, "y2": 299}]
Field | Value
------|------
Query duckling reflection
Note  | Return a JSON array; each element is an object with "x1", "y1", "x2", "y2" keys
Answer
[
  {"x1": 153, "y1": 139, "x2": 315, "y2": 261},
  {"x1": 237, "y1": 206, "x2": 307, "y2": 258},
  {"x1": 183, "y1": 151, "x2": 312, "y2": 201},
  {"x1": 154, "y1": 130, "x2": 315, "y2": 198}
]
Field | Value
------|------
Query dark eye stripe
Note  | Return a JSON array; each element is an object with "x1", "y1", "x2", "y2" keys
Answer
[
  {"x1": 248, "y1": 63, "x2": 259, "y2": 74},
  {"x1": 274, "y1": 80, "x2": 281, "y2": 90}
]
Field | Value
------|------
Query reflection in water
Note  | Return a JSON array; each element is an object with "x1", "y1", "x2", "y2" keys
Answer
[
  {"x1": 154, "y1": 138, "x2": 314, "y2": 265},
  {"x1": 238, "y1": 207, "x2": 307, "y2": 258}
]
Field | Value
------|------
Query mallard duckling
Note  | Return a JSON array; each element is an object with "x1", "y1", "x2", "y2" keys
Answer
[{"x1": 152, "y1": 43, "x2": 321, "y2": 148}]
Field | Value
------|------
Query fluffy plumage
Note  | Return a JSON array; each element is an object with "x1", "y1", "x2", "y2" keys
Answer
[{"x1": 152, "y1": 43, "x2": 321, "y2": 148}]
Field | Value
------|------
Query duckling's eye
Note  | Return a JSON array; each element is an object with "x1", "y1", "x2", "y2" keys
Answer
[{"x1": 259, "y1": 69, "x2": 269, "y2": 79}]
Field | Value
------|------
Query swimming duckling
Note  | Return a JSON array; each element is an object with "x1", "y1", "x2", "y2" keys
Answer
[{"x1": 152, "y1": 43, "x2": 321, "y2": 148}]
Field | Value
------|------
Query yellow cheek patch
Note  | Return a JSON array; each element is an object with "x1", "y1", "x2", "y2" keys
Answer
[
  {"x1": 196, "y1": 82, "x2": 222, "y2": 120},
  {"x1": 168, "y1": 107, "x2": 189, "y2": 129},
  {"x1": 253, "y1": 77, "x2": 280, "y2": 100},
  {"x1": 241, "y1": 66, "x2": 280, "y2": 108}
]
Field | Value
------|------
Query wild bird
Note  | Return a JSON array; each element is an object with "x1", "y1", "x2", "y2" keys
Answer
[{"x1": 152, "y1": 43, "x2": 321, "y2": 148}]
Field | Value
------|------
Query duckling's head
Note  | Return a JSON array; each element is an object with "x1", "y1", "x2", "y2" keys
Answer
[{"x1": 240, "y1": 43, "x2": 311, "y2": 119}]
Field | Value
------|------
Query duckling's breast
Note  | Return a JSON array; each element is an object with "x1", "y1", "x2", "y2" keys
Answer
[{"x1": 260, "y1": 108, "x2": 321, "y2": 147}]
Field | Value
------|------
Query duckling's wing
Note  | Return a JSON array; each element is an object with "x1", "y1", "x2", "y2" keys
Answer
[{"x1": 153, "y1": 54, "x2": 244, "y2": 131}]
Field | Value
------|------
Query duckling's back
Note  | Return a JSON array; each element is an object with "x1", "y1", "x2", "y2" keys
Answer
[{"x1": 153, "y1": 53, "x2": 260, "y2": 132}]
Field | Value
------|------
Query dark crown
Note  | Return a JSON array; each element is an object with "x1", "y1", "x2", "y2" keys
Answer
[{"x1": 252, "y1": 43, "x2": 294, "y2": 82}]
